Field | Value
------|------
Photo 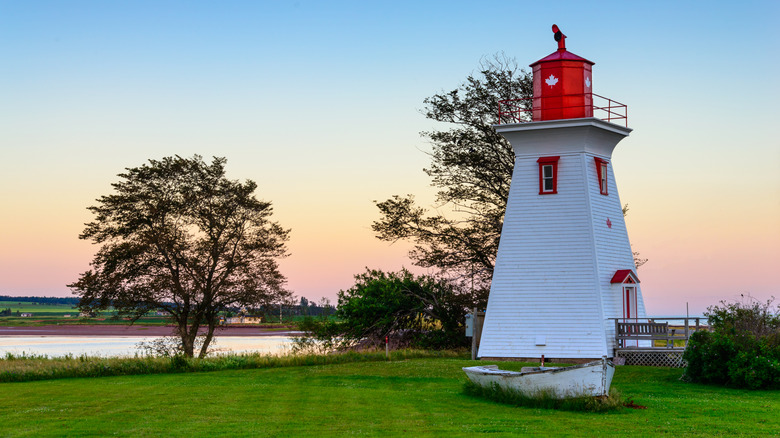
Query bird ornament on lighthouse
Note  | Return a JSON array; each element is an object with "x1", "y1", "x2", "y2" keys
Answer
[{"x1": 478, "y1": 25, "x2": 646, "y2": 361}]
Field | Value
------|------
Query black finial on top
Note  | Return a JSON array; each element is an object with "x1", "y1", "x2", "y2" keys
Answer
[{"x1": 552, "y1": 24, "x2": 566, "y2": 51}]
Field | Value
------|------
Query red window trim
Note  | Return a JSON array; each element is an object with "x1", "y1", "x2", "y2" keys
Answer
[
  {"x1": 594, "y1": 157, "x2": 609, "y2": 195},
  {"x1": 537, "y1": 156, "x2": 560, "y2": 195}
]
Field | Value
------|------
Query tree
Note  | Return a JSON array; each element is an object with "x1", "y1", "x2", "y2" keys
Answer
[
  {"x1": 373, "y1": 55, "x2": 646, "y2": 295},
  {"x1": 373, "y1": 55, "x2": 531, "y2": 296},
  {"x1": 295, "y1": 268, "x2": 471, "y2": 352},
  {"x1": 69, "y1": 155, "x2": 291, "y2": 358}
]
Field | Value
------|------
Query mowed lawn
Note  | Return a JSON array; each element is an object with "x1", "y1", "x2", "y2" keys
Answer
[{"x1": 1, "y1": 358, "x2": 778, "y2": 437}]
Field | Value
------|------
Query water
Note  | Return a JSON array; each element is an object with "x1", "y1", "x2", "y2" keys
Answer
[{"x1": 0, "y1": 336, "x2": 293, "y2": 358}]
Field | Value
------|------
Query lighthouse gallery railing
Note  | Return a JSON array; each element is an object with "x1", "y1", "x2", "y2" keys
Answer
[{"x1": 498, "y1": 94, "x2": 628, "y2": 126}]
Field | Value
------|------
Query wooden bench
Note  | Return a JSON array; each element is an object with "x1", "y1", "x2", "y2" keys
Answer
[{"x1": 615, "y1": 321, "x2": 676, "y2": 348}]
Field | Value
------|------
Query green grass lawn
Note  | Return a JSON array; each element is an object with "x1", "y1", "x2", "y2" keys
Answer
[{"x1": 1, "y1": 358, "x2": 777, "y2": 437}]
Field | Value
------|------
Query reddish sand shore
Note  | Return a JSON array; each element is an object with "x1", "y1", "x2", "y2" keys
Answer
[{"x1": 0, "y1": 325, "x2": 301, "y2": 337}]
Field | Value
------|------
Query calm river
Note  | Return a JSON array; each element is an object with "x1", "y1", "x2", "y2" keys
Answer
[{"x1": 0, "y1": 336, "x2": 294, "y2": 358}]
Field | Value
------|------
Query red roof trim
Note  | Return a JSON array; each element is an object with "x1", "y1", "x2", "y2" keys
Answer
[
  {"x1": 610, "y1": 269, "x2": 640, "y2": 284},
  {"x1": 530, "y1": 49, "x2": 595, "y2": 67}
]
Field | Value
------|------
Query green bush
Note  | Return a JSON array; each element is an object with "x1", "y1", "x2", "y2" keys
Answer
[{"x1": 683, "y1": 298, "x2": 780, "y2": 389}]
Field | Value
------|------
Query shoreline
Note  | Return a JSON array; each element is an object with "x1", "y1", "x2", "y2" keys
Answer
[{"x1": 0, "y1": 325, "x2": 301, "y2": 337}]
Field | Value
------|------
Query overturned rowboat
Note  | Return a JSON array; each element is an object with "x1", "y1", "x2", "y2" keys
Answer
[{"x1": 463, "y1": 357, "x2": 615, "y2": 398}]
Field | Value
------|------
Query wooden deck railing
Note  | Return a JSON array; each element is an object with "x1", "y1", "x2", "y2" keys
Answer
[{"x1": 610, "y1": 317, "x2": 705, "y2": 350}]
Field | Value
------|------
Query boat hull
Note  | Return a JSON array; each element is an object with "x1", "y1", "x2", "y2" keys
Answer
[{"x1": 463, "y1": 357, "x2": 615, "y2": 398}]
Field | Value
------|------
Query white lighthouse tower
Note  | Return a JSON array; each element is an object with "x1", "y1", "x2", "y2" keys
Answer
[{"x1": 478, "y1": 25, "x2": 646, "y2": 361}]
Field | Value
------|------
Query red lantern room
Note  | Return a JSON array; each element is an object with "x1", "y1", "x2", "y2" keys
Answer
[{"x1": 531, "y1": 25, "x2": 594, "y2": 121}]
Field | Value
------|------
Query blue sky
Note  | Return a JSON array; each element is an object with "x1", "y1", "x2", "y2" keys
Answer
[{"x1": 1, "y1": 1, "x2": 778, "y2": 315}]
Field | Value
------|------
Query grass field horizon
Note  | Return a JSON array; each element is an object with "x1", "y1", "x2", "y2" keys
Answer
[
  {"x1": 0, "y1": 301, "x2": 304, "y2": 327},
  {"x1": 0, "y1": 300, "x2": 171, "y2": 326},
  {"x1": 2, "y1": 355, "x2": 778, "y2": 437}
]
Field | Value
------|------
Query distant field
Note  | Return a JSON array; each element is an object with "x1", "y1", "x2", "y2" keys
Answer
[
  {"x1": 0, "y1": 301, "x2": 305, "y2": 327},
  {"x1": 0, "y1": 301, "x2": 76, "y2": 314},
  {"x1": 0, "y1": 357, "x2": 778, "y2": 436},
  {"x1": 0, "y1": 301, "x2": 170, "y2": 326}
]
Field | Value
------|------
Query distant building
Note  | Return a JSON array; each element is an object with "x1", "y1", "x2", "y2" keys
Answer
[
  {"x1": 20, "y1": 313, "x2": 32, "y2": 317},
  {"x1": 226, "y1": 315, "x2": 263, "y2": 324}
]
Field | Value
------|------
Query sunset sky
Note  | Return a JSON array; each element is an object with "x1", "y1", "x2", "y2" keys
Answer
[{"x1": 1, "y1": 1, "x2": 778, "y2": 316}]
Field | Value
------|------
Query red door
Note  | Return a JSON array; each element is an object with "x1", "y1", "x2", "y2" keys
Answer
[
  {"x1": 623, "y1": 286, "x2": 638, "y2": 347},
  {"x1": 623, "y1": 286, "x2": 637, "y2": 319}
]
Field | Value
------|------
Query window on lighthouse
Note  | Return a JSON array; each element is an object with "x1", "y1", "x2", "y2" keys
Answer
[
  {"x1": 594, "y1": 157, "x2": 609, "y2": 195},
  {"x1": 543, "y1": 166, "x2": 554, "y2": 190},
  {"x1": 537, "y1": 156, "x2": 559, "y2": 194}
]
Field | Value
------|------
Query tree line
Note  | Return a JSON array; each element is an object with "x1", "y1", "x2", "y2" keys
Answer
[{"x1": 0, "y1": 296, "x2": 79, "y2": 306}]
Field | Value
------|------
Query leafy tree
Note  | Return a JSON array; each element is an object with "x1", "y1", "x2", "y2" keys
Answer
[
  {"x1": 374, "y1": 56, "x2": 646, "y2": 296},
  {"x1": 337, "y1": 269, "x2": 427, "y2": 346},
  {"x1": 69, "y1": 155, "x2": 291, "y2": 358},
  {"x1": 373, "y1": 56, "x2": 531, "y2": 297},
  {"x1": 294, "y1": 268, "x2": 471, "y2": 352}
]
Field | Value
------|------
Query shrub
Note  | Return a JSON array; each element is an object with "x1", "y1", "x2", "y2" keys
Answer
[{"x1": 683, "y1": 297, "x2": 780, "y2": 389}]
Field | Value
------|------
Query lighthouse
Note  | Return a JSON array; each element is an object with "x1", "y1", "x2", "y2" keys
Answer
[{"x1": 478, "y1": 25, "x2": 646, "y2": 361}]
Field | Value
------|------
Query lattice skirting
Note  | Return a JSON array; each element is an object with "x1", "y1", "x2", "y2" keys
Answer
[{"x1": 615, "y1": 350, "x2": 687, "y2": 368}]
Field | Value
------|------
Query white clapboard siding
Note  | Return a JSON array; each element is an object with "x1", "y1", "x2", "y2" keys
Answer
[
  {"x1": 587, "y1": 155, "x2": 647, "y2": 351},
  {"x1": 480, "y1": 118, "x2": 643, "y2": 359}
]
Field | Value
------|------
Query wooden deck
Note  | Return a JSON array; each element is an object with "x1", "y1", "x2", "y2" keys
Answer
[
  {"x1": 611, "y1": 317, "x2": 705, "y2": 367},
  {"x1": 466, "y1": 315, "x2": 705, "y2": 366}
]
